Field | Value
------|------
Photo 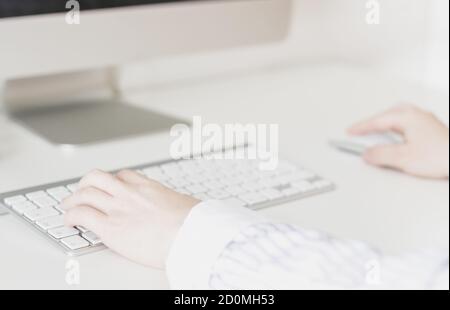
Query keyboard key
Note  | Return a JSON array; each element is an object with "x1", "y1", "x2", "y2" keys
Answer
[
  {"x1": 160, "y1": 162, "x2": 179, "y2": 171},
  {"x1": 185, "y1": 184, "x2": 208, "y2": 195},
  {"x1": 76, "y1": 225, "x2": 89, "y2": 233},
  {"x1": 259, "y1": 178, "x2": 280, "y2": 188},
  {"x1": 242, "y1": 182, "x2": 262, "y2": 192},
  {"x1": 203, "y1": 180, "x2": 224, "y2": 191},
  {"x1": 31, "y1": 195, "x2": 58, "y2": 208},
  {"x1": 292, "y1": 181, "x2": 315, "y2": 192},
  {"x1": 61, "y1": 236, "x2": 90, "y2": 250},
  {"x1": 207, "y1": 190, "x2": 231, "y2": 200},
  {"x1": 313, "y1": 179, "x2": 334, "y2": 189},
  {"x1": 49, "y1": 190, "x2": 71, "y2": 202},
  {"x1": 26, "y1": 191, "x2": 47, "y2": 200},
  {"x1": 24, "y1": 207, "x2": 60, "y2": 221},
  {"x1": 260, "y1": 188, "x2": 284, "y2": 200},
  {"x1": 178, "y1": 161, "x2": 200, "y2": 173},
  {"x1": 220, "y1": 177, "x2": 241, "y2": 187},
  {"x1": 222, "y1": 197, "x2": 247, "y2": 208},
  {"x1": 54, "y1": 205, "x2": 66, "y2": 214},
  {"x1": 82, "y1": 231, "x2": 102, "y2": 246},
  {"x1": 224, "y1": 186, "x2": 246, "y2": 196},
  {"x1": 12, "y1": 201, "x2": 38, "y2": 215},
  {"x1": 4, "y1": 195, "x2": 27, "y2": 206},
  {"x1": 66, "y1": 183, "x2": 79, "y2": 193},
  {"x1": 239, "y1": 193, "x2": 268, "y2": 205},
  {"x1": 194, "y1": 193, "x2": 211, "y2": 201},
  {"x1": 282, "y1": 187, "x2": 303, "y2": 197},
  {"x1": 185, "y1": 173, "x2": 209, "y2": 184},
  {"x1": 164, "y1": 169, "x2": 186, "y2": 179},
  {"x1": 48, "y1": 226, "x2": 79, "y2": 239},
  {"x1": 168, "y1": 178, "x2": 190, "y2": 188},
  {"x1": 142, "y1": 167, "x2": 169, "y2": 181},
  {"x1": 36, "y1": 215, "x2": 65, "y2": 231},
  {"x1": 47, "y1": 186, "x2": 71, "y2": 199},
  {"x1": 47, "y1": 186, "x2": 68, "y2": 195}
]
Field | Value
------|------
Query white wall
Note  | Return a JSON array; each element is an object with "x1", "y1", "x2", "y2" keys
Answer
[
  {"x1": 122, "y1": 0, "x2": 449, "y2": 96},
  {"x1": 425, "y1": 0, "x2": 449, "y2": 93}
]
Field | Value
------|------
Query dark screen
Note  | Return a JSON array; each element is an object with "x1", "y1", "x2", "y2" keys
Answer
[{"x1": 0, "y1": 0, "x2": 194, "y2": 18}]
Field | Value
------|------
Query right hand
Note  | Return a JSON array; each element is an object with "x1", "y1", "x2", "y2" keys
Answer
[
  {"x1": 62, "y1": 169, "x2": 200, "y2": 269},
  {"x1": 348, "y1": 105, "x2": 449, "y2": 179}
]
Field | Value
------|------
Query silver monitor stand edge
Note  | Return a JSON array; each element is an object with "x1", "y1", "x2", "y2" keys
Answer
[{"x1": 3, "y1": 67, "x2": 189, "y2": 146}]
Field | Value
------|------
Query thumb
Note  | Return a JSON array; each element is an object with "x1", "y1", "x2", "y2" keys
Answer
[{"x1": 363, "y1": 145, "x2": 408, "y2": 171}]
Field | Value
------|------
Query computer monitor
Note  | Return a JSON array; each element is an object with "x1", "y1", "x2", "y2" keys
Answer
[{"x1": 0, "y1": 0, "x2": 291, "y2": 145}]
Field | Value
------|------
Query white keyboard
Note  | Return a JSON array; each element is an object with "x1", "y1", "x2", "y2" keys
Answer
[{"x1": 0, "y1": 155, "x2": 335, "y2": 256}]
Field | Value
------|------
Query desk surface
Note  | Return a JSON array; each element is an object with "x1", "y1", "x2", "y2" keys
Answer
[{"x1": 0, "y1": 63, "x2": 448, "y2": 289}]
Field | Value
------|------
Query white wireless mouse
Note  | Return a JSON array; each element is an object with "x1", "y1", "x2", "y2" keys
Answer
[{"x1": 330, "y1": 132, "x2": 404, "y2": 155}]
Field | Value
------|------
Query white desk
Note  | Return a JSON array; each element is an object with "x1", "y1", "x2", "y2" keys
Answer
[{"x1": 0, "y1": 63, "x2": 448, "y2": 289}]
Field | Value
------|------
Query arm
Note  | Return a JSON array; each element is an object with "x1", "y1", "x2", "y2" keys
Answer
[{"x1": 60, "y1": 173, "x2": 449, "y2": 290}]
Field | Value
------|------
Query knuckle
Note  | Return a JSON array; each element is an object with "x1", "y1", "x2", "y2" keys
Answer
[
  {"x1": 87, "y1": 169, "x2": 104, "y2": 178},
  {"x1": 423, "y1": 110, "x2": 436, "y2": 120},
  {"x1": 143, "y1": 179, "x2": 164, "y2": 191},
  {"x1": 60, "y1": 195, "x2": 72, "y2": 205},
  {"x1": 79, "y1": 186, "x2": 97, "y2": 198},
  {"x1": 117, "y1": 169, "x2": 132, "y2": 178},
  {"x1": 397, "y1": 103, "x2": 416, "y2": 112},
  {"x1": 402, "y1": 105, "x2": 420, "y2": 117}
]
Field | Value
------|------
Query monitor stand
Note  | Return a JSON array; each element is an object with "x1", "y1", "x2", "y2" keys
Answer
[{"x1": 2, "y1": 68, "x2": 187, "y2": 146}]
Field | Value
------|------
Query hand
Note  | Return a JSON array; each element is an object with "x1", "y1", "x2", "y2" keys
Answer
[
  {"x1": 61, "y1": 169, "x2": 200, "y2": 269},
  {"x1": 348, "y1": 104, "x2": 449, "y2": 179}
]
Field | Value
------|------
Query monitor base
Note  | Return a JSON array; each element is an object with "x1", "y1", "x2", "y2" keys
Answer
[{"x1": 9, "y1": 100, "x2": 188, "y2": 146}]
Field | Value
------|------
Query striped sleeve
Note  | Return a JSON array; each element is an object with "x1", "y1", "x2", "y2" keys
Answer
[
  {"x1": 209, "y1": 222, "x2": 449, "y2": 290},
  {"x1": 166, "y1": 201, "x2": 449, "y2": 290}
]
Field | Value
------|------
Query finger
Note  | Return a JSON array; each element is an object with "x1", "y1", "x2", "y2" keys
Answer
[
  {"x1": 64, "y1": 205, "x2": 108, "y2": 237},
  {"x1": 61, "y1": 186, "x2": 115, "y2": 215},
  {"x1": 78, "y1": 169, "x2": 130, "y2": 197},
  {"x1": 348, "y1": 107, "x2": 408, "y2": 135},
  {"x1": 363, "y1": 145, "x2": 408, "y2": 171},
  {"x1": 116, "y1": 169, "x2": 151, "y2": 185},
  {"x1": 117, "y1": 169, "x2": 167, "y2": 190}
]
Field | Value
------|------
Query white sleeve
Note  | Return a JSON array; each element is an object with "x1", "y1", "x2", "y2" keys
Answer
[
  {"x1": 165, "y1": 200, "x2": 269, "y2": 289},
  {"x1": 166, "y1": 201, "x2": 449, "y2": 290}
]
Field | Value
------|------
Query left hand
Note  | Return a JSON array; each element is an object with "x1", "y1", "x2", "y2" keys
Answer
[{"x1": 61, "y1": 169, "x2": 200, "y2": 269}]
